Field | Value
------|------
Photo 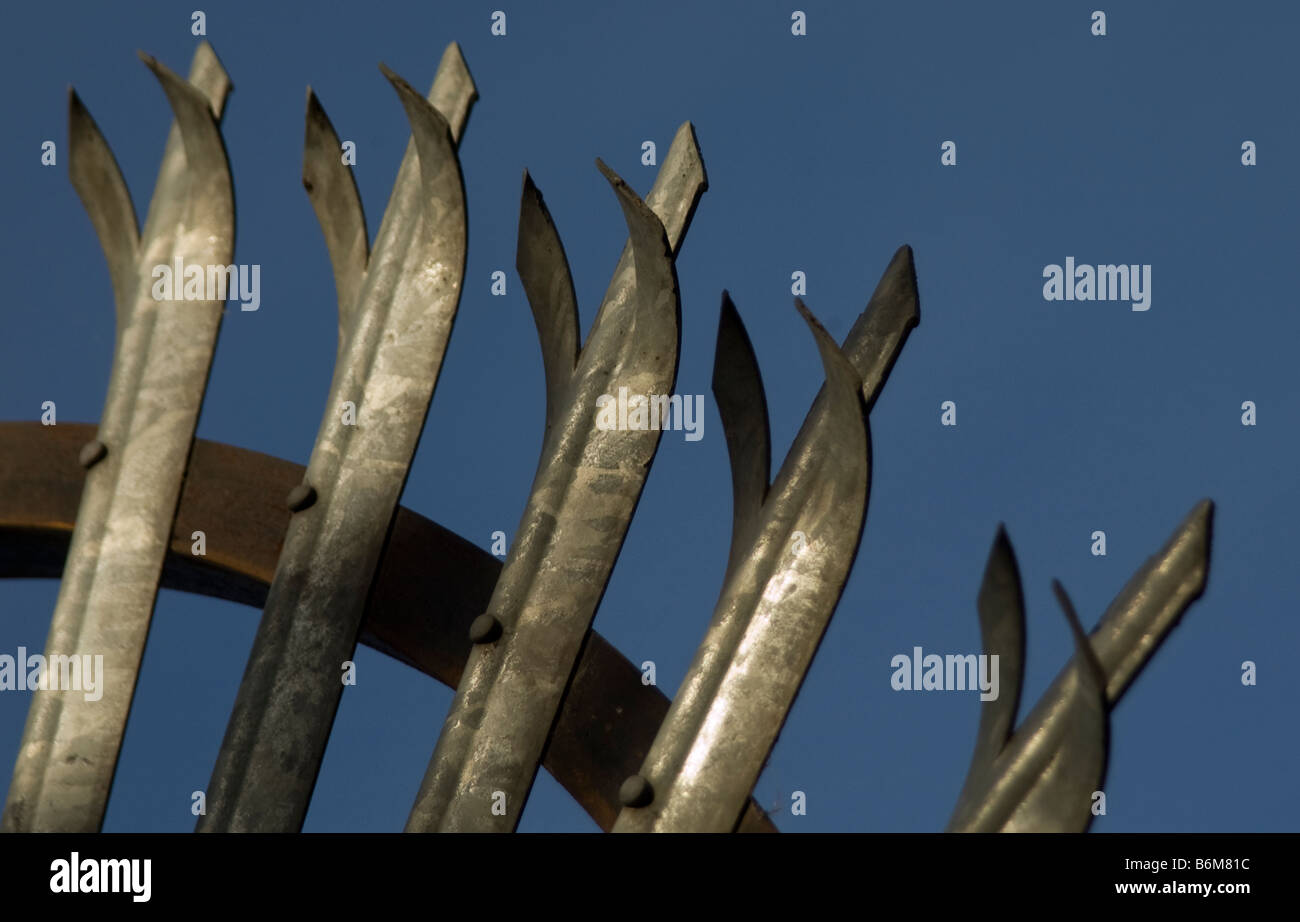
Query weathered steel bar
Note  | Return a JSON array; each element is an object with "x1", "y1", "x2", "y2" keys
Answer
[
  {"x1": 198, "y1": 45, "x2": 475, "y2": 832},
  {"x1": 3, "y1": 44, "x2": 234, "y2": 833},
  {"x1": 405, "y1": 128, "x2": 706, "y2": 832},
  {"x1": 0, "y1": 421, "x2": 779, "y2": 832},
  {"x1": 613, "y1": 296, "x2": 870, "y2": 832},
  {"x1": 947, "y1": 500, "x2": 1214, "y2": 832}
]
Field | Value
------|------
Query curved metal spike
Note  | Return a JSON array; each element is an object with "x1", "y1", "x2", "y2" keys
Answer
[
  {"x1": 406, "y1": 159, "x2": 686, "y2": 834},
  {"x1": 992, "y1": 582, "x2": 1108, "y2": 833},
  {"x1": 303, "y1": 88, "x2": 368, "y2": 353},
  {"x1": 595, "y1": 158, "x2": 678, "y2": 342},
  {"x1": 951, "y1": 526, "x2": 1026, "y2": 804},
  {"x1": 713, "y1": 290, "x2": 771, "y2": 580},
  {"x1": 3, "y1": 44, "x2": 234, "y2": 833},
  {"x1": 947, "y1": 501, "x2": 1213, "y2": 832},
  {"x1": 132, "y1": 41, "x2": 230, "y2": 301},
  {"x1": 380, "y1": 65, "x2": 460, "y2": 233},
  {"x1": 613, "y1": 297, "x2": 870, "y2": 833},
  {"x1": 67, "y1": 90, "x2": 139, "y2": 323},
  {"x1": 198, "y1": 59, "x2": 472, "y2": 834},
  {"x1": 590, "y1": 123, "x2": 706, "y2": 324},
  {"x1": 139, "y1": 53, "x2": 233, "y2": 223},
  {"x1": 516, "y1": 170, "x2": 579, "y2": 435}
]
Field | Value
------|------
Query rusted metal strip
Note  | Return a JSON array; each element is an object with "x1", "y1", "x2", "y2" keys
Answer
[
  {"x1": 613, "y1": 295, "x2": 871, "y2": 832},
  {"x1": 0, "y1": 421, "x2": 778, "y2": 832},
  {"x1": 404, "y1": 127, "x2": 706, "y2": 833},
  {"x1": 947, "y1": 500, "x2": 1214, "y2": 832},
  {"x1": 3, "y1": 44, "x2": 234, "y2": 833},
  {"x1": 197, "y1": 46, "x2": 475, "y2": 832}
]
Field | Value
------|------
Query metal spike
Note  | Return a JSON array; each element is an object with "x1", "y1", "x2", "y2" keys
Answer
[
  {"x1": 197, "y1": 50, "x2": 474, "y2": 833},
  {"x1": 3, "y1": 44, "x2": 234, "y2": 832},
  {"x1": 947, "y1": 500, "x2": 1214, "y2": 832},
  {"x1": 951, "y1": 526, "x2": 1026, "y2": 805},
  {"x1": 67, "y1": 90, "x2": 139, "y2": 321},
  {"x1": 303, "y1": 88, "x2": 368, "y2": 354},
  {"x1": 713, "y1": 291, "x2": 771, "y2": 581},
  {"x1": 612, "y1": 296, "x2": 870, "y2": 833},
  {"x1": 405, "y1": 133, "x2": 705, "y2": 833},
  {"x1": 516, "y1": 170, "x2": 579, "y2": 434}
]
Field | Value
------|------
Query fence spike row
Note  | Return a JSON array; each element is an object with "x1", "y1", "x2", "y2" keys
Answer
[
  {"x1": 197, "y1": 48, "x2": 473, "y2": 833},
  {"x1": 947, "y1": 500, "x2": 1214, "y2": 832},
  {"x1": 612, "y1": 295, "x2": 871, "y2": 833},
  {"x1": 3, "y1": 43, "x2": 234, "y2": 833},
  {"x1": 404, "y1": 141, "x2": 701, "y2": 833},
  {"x1": 4, "y1": 41, "x2": 1225, "y2": 837}
]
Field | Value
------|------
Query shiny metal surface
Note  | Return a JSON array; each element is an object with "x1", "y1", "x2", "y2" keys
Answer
[
  {"x1": 405, "y1": 128, "x2": 705, "y2": 832},
  {"x1": 198, "y1": 45, "x2": 475, "y2": 832},
  {"x1": 613, "y1": 295, "x2": 871, "y2": 832},
  {"x1": 3, "y1": 44, "x2": 234, "y2": 833},
  {"x1": 0, "y1": 422, "x2": 780, "y2": 832},
  {"x1": 947, "y1": 501, "x2": 1214, "y2": 832}
]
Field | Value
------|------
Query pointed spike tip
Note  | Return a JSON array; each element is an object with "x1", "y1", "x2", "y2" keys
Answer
[
  {"x1": 595, "y1": 156, "x2": 619, "y2": 187},
  {"x1": 1051, "y1": 579, "x2": 1082, "y2": 632},
  {"x1": 440, "y1": 41, "x2": 477, "y2": 94},
  {"x1": 1052, "y1": 579, "x2": 1108, "y2": 691}
]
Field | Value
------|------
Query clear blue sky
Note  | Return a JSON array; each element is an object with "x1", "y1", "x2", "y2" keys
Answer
[{"x1": 1, "y1": 1, "x2": 1295, "y2": 832}]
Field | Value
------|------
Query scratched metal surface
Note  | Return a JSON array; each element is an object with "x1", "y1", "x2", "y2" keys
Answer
[
  {"x1": 405, "y1": 126, "x2": 706, "y2": 832},
  {"x1": 3, "y1": 44, "x2": 234, "y2": 833},
  {"x1": 198, "y1": 45, "x2": 474, "y2": 832},
  {"x1": 613, "y1": 295, "x2": 871, "y2": 832},
  {"x1": 947, "y1": 500, "x2": 1213, "y2": 832}
]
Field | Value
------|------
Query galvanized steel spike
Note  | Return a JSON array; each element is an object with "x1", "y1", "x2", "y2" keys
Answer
[
  {"x1": 3, "y1": 42, "x2": 234, "y2": 833},
  {"x1": 613, "y1": 295, "x2": 871, "y2": 833},
  {"x1": 405, "y1": 134, "x2": 705, "y2": 833},
  {"x1": 198, "y1": 47, "x2": 474, "y2": 833},
  {"x1": 947, "y1": 500, "x2": 1213, "y2": 832}
]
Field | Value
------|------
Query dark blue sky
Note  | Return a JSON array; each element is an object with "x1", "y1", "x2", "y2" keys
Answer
[{"x1": 1, "y1": 1, "x2": 1295, "y2": 832}]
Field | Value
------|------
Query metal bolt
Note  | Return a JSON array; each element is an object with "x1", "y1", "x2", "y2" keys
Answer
[
  {"x1": 78, "y1": 439, "x2": 108, "y2": 469},
  {"x1": 468, "y1": 613, "x2": 502, "y2": 644},
  {"x1": 618, "y1": 774, "x2": 653, "y2": 808},
  {"x1": 286, "y1": 483, "x2": 317, "y2": 512}
]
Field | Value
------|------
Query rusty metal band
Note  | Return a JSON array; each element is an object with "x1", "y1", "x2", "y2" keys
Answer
[{"x1": 0, "y1": 421, "x2": 777, "y2": 833}]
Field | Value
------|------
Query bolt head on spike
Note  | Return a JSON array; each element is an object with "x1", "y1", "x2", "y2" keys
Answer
[
  {"x1": 286, "y1": 483, "x2": 317, "y2": 512},
  {"x1": 618, "y1": 774, "x2": 653, "y2": 808},
  {"x1": 78, "y1": 439, "x2": 108, "y2": 469},
  {"x1": 468, "y1": 613, "x2": 502, "y2": 644}
]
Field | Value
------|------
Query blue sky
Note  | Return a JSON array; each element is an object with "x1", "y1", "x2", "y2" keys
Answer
[{"x1": 0, "y1": 1, "x2": 1295, "y2": 832}]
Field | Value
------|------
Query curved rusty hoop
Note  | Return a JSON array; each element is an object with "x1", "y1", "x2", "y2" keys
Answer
[{"x1": 0, "y1": 422, "x2": 776, "y2": 833}]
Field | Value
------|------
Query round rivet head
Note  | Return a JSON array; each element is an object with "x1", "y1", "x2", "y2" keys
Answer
[
  {"x1": 286, "y1": 483, "x2": 317, "y2": 512},
  {"x1": 468, "y1": 613, "x2": 502, "y2": 644},
  {"x1": 78, "y1": 439, "x2": 108, "y2": 469},
  {"x1": 618, "y1": 774, "x2": 653, "y2": 809}
]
